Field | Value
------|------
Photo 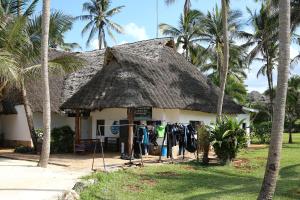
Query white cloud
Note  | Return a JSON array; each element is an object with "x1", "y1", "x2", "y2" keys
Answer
[
  {"x1": 124, "y1": 23, "x2": 149, "y2": 41},
  {"x1": 91, "y1": 39, "x2": 99, "y2": 50}
]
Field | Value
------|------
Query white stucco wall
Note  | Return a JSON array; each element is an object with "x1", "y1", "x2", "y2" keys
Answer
[
  {"x1": 152, "y1": 108, "x2": 180, "y2": 123},
  {"x1": 0, "y1": 105, "x2": 251, "y2": 145},
  {"x1": 179, "y1": 110, "x2": 216, "y2": 125},
  {"x1": 1, "y1": 105, "x2": 31, "y2": 142},
  {"x1": 33, "y1": 112, "x2": 75, "y2": 130},
  {"x1": 237, "y1": 113, "x2": 251, "y2": 146},
  {"x1": 90, "y1": 108, "x2": 127, "y2": 139}
]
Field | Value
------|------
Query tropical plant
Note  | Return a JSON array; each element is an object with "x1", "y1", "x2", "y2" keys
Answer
[
  {"x1": 251, "y1": 121, "x2": 272, "y2": 144},
  {"x1": 198, "y1": 8, "x2": 249, "y2": 104},
  {"x1": 285, "y1": 75, "x2": 300, "y2": 143},
  {"x1": 28, "y1": 10, "x2": 80, "y2": 51},
  {"x1": 0, "y1": 6, "x2": 83, "y2": 151},
  {"x1": 258, "y1": 0, "x2": 291, "y2": 198},
  {"x1": 77, "y1": 0, "x2": 124, "y2": 49},
  {"x1": 51, "y1": 126, "x2": 74, "y2": 153},
  {"x1": 210, "y1": 117, "x2": 247, "y2": 165},
  {"x1": 197, "y1": 125, "x2": 211, "y2": 165},
  {"x1": 159, "y1": 9, "x2": 203, "y2": 59},
  {"x1": 246, "y1": 3, "x2": 279, "y2": 114}
]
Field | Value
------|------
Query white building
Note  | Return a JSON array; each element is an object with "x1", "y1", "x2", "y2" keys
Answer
[{"x1": 0, "y1": 38, "x2": 251, "y2": 149}]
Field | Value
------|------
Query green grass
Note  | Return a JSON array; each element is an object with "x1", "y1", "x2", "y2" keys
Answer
[{"x1": 81, "y1": 134, "x2": 300, "y2": 200}]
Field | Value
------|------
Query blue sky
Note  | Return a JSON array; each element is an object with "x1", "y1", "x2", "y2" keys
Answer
[{"x1": 35, "y1": 0, "x2": 300, "y2": 93}]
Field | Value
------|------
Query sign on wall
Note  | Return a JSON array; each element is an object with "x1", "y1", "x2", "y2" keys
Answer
[{"x1": 134, "y1": 107, "x2": 152, "y2": 120}]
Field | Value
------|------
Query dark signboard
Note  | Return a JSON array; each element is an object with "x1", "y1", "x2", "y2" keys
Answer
[{"x1": 134, "y1": 107, "x2": 152, "y2": 120}]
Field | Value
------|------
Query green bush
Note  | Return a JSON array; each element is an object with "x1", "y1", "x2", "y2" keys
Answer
[
  {"x1": 51, "y1": 126, "x2": 74, "y2": 153},
  {"x1": 210, "y1": 117, "x2": 247, "y2": 165},
  {"x1": 251, "y1": 121, "x2": 272, "y2": 144},
  {"x1": 14, "y1": 145, "x2": 35, "y2": 154}
]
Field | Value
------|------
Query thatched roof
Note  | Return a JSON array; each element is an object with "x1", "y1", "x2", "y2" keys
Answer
[
  {"x1": 2, "y1": 38, "x2": 243, "y2": 114},
  {"x1": 61, "y1": 39, "x2": 243, "y2": 114}
]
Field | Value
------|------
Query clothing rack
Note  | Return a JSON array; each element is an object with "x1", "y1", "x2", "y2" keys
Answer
[
  {"x1": 126, "y1": 126, "x2": 144, "y2": 167},
  {"x1": 91, "y1": 123, "x2": 138, "y2": 171},
  {"x1": 158, "y1": 123, "x2": 189, "y2": 163}
]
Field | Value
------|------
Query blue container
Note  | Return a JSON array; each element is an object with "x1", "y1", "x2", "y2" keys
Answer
[{"x1": 161, "y1": 146, "x2": 167, "y2": 157}]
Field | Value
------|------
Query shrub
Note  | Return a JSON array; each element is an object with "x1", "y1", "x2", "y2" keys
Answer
[
  {"x1": 51, "y1": 126, "x2": 74, "y2": 153},
  {"x1": 197, "y1": 125, "x2": 211, "y2": 165},
  {"x1": 14, "y1": 145, "x2": 35, "y2": 154},
  {"x1": 252, "y1": 121, "x2": 272, "y2": 144},
  {"x1": 210, "y1": 117, "x2": 247, "y2": 165}
]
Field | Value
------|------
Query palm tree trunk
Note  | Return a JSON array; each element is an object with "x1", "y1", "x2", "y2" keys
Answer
[
  {"x1": 38, "y1": 0, "x2": 51, "y2": 168},
  {"x1": 17, "y1": 0, "x2": 22, "y2": 16},
  {"x1": 217, "y1": 0, "x2": 229, "y2": 118},
  {"x1": 98, "y1": 29, "x2": 103, "y2": 49},
  {"x1": 102, "y1": 29, "x2": 107, "y2": 48},
  {"x1": 258, "y1": 0, "x2": 290, "y2": 199},
  {"x1": 266, "y1": 65, "x2": 274, "y2": 120},
  {"x1": 21, "y1": 81, "x2": 38, "y2": 151}
]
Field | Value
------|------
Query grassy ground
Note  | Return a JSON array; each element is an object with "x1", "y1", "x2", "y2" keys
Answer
[{"x1": 80, "y1": 133, "x2": 300, "y2": 200}]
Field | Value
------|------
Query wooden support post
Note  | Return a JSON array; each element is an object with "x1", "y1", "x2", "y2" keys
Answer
[
  {"x1": 75, "y1": 110, "x2": 81, "y2": 145},
  {"x1": 127, "y1": 108, "x2": 134, "y2": 156}
]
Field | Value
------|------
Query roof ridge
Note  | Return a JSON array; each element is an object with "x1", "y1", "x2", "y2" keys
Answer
[{"x1": 75, "y1": 37, "x2": 174, "y2": 54}]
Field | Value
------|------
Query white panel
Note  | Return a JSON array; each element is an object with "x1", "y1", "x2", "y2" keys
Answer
[
  {"x1": 90, "y1": 108, "x2": 127, "y2": 138},
  {"x1": 1, "y1": 105, "x2": 31, "y2": 142}
]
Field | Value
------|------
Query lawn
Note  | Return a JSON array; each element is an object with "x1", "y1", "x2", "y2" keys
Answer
[{"x1": 80, "y1": 134, "x2": 300, "y2": 200}]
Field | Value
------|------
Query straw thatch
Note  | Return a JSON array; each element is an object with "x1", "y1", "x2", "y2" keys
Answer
[
  {"x1": 2, "y1": 38, "x2": 243, "y2": 114},
  {"x1": 61, "y1": 40, "x2": 243, "y2": 114}
]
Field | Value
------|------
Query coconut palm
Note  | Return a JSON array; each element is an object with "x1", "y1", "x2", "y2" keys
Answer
[
  {"x1": 28, "y1": 10, "x2": 80, "y2": 51},
  {"x1": 77, "y1": 0, "x2": 124, "y2": 49},
  {"x1": 0, "y1": 7, "x2": 83, "y2": 151},
  {"x1": 38, "y1": 0, "x2": 51, "y2": 168},
  {"x1": 247, "y1": 3, "x2": 279, "y2": 115},
  {"x1": 258, "y1": 0, "x2": 290, "y2": 198},
  {"x1": 285, "y1": 76, "x2": 300, "y2": 144},
  {"x1": 216, "y1": 0, "x2": 230, "y2": 118},
  {"x1": 0, "y1": 0, "x2": 39, "y2": 18},
  {"x1": 159, "y1": 9, "x2": 203, "y2": 60}
]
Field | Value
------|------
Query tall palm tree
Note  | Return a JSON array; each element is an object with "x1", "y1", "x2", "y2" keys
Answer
[
  {"x1": 38, "y1": 0, "x2": 51, "y2": 168},
  {"x1": 159, "y1": 9, "x2": 203, "y2": 60},
  {"x1": 200, "y1": 43, "x2": 248, "y2": 104},
  {"x1": 28, "y1": 10, "x2": 80, "y2": 51},
  {"x1": 285, "y1": 76, "x2": 300, "y2": 144},
  {"x1": 216, "y1": 0, "x2": 230, "y2": 118},
  {"x1": 258, "y1": 0, "x2": 290, "y2": 198},
  {"x1": 77, "y1": 0, "x2": 124, "y2": 49},
  {"x1": 247, "y1": 4, "x2": 279, "y2": 115},
  {"x1": 0, "y1": 5, "x2": 83, "y2": 151}
]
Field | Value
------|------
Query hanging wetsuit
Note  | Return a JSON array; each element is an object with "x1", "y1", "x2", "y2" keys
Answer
[{"x1": 185, "y1": 124, "x2": 197, "y2": 153}]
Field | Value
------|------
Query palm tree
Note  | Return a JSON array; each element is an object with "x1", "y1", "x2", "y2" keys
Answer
[
  {"x1": 0, "y1": 6, "x2": 83, "y2": 151},
  {"x1": 159, "y1": 9, "x2": 203, "y2": 60},
  {"x1": 38, "y1": 0, "x2": 51, "y2": 168},
  {"x1": 77, "y1": 0, "x2": 124, "y2": 49},
  {"x1": 247, "y1": 4, "x2": 279, "y2": 115},
  {"x1": 217, "y1": 0, "x2": 230, "y2": 118},
  {"x1": 29, "y1": 10, "x2": 80, "y2": 51},
  {"x1": 285, "y1": 76, "x2": 300, "y2": 144},
  {"x1": 258, "y1": 0, "x2": 290, "y2": 198}
]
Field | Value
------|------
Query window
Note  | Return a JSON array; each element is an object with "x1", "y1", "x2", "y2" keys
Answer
[
  {"x1": 96, "y1": 120, "x2": 105, "y2": 136},
  {"x1": 190, "y1": 121, "x2": 204, "y2": 129},
  {"x1": 242, "y1": 123, "x2": 247, "y2": 130}
]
